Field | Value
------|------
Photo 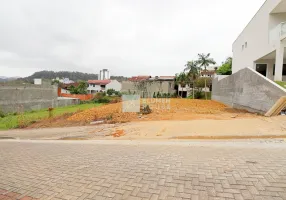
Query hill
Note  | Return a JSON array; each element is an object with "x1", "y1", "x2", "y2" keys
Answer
[
  {"x1": 21, "y1": 70, "x2": 128, "y2": 82},
  {"x1": 0, "y1": 76, "x2": 20, "y2": 82},
  {"x1": 22, "y1": 71, "x2": 98, "y2": 81}
]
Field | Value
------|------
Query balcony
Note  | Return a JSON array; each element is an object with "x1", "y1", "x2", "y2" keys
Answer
[{"x1": 269, "y1": 22, "x2": 286, "y2": 45}]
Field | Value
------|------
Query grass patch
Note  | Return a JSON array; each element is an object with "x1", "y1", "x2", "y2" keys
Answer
[
  {"x1": 275, "y1": 81, "x2": 286, "y2": 89},
  {"x1": 0, "y1": 103, "x2": 101, "y2": 130}
]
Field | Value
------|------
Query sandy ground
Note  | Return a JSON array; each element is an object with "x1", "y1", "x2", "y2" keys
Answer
[{"x1": 1, "y1": 116, "x2": 285, "y2": 140}]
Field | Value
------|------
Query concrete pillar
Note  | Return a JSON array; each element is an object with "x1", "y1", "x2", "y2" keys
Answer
[
  {"x1": 266, "y1": 61, "x2": 275, "y2": 80},
  {"x1": 274, "y1": 43, "x2": 285, "y2": 81}
]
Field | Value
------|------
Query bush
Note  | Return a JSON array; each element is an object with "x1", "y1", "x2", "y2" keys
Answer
[
  {"x1": 93, "y1": 97, "x2": 110, "y2": 104},
  {"x1": 156, "y1": 92, "x2": 161, "y2": 98},
  {"x1": 194, "y1": 90, "x2": 204, "y2": 99},
  {"x1": 0, "y1": 110, "x2": 6, "y2": 118},
  {"x1": 106, "y1": 89, "x2": 116, "y2": 96}
]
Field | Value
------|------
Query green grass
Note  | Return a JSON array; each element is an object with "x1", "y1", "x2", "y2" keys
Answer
[
  {"x1": 0, "y1": 103, "x2": 101, "y2": 130},
  {"x1": 275, "y1": 81, "x2": 286, "y2": 89}
]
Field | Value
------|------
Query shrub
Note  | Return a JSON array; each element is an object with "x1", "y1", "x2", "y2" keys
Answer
[
  {"x1": 156, "y1": 92, "x2": 161, "y2": 98},
  {"x1": 93, "y1": 97, "x2": 110, "y2": 104},
  {"x1": 106, "y1": 89, "x2": 116, "y2": 96},
  {"x1": 141, "y1": 104, "x2": 152, "y2": 114},
  {"x1": 0, "y1": 110, "x2": 6, "y2": 118},
  {"x1": 194, "y1": 90, "x2": 204, "y2": 99}
]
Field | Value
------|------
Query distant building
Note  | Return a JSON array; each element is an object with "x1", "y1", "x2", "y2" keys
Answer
[
  {"x1": 34, "y1": 79, "x2": 42, "y2": 85},
  {"x1": 59, "y1": 82, "x2": 80, "y2": 94},
  {"x1": 59, "y1": 78, "x2": 74, "y2": 84},
  {"x1": 201, "y1": 70, "x2": 216, "y2": 77},
  {"x1": 87, "y1": 79, "x2": 121, "y2": 94},
  {"x1": 99, "y1": 69, "x2": 110, "y2": 80},
  {"x1": 121, "y1": 76, "x2": 176, "y2": 97}
]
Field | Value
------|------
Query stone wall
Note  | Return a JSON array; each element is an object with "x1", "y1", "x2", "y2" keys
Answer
[{"x1": 212, "y1": 67, "x2": 286, "y2": 114}]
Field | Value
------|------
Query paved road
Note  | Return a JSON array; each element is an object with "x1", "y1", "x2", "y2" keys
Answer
[{"x1": 1, "y1": 140, "x2": 286, "y2": 200}]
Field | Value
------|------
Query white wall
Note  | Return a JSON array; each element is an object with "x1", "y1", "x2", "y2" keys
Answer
[
  {"x1": 105, "y1": 80, "x2": 122, "y2": 91},
  {"x1": 61, "y1": 88, "x2": 70, "y2": 94},
  {"x1": 34, "y1": 79, "x2": 42, "y2": 85},
  {"x1": 87, "y1": 84, "x2": 101, "y2": 92},
  {"x1": 232, "y1": 0, "x2": 283, "y2": 73}
]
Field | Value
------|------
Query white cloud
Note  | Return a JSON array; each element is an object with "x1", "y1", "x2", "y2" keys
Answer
[{"x1": 0, "y1": 0, "x2": 265, "y2": 77}]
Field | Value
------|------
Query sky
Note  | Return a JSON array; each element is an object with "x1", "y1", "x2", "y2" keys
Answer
[{"x1": 0, "y1": 0, "x2": 265, "y2": 78}]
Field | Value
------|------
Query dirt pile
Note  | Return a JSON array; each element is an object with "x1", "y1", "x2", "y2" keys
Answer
[{"x1": 67, "y1": 99, "x2": 240, "y2": 123}]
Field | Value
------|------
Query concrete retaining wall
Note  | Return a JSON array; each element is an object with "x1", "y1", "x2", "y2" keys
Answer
[
  {"x1": 0, "y1": 84, "x2": 80, "y2": 113},
  {"x1": 212, "y1": 67, "x2": 286, "y2": 114}
]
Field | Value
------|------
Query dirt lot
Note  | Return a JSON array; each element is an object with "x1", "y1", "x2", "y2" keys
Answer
[
  {"x1": 68, "y1": 99, "x2": 254, "y2": 122},
  {"x1": 26, "y1": 99, "x2": 256, "y2": 129},
  {"x1": 18, "y1": 99, "x2": 286, "y2": 140}
]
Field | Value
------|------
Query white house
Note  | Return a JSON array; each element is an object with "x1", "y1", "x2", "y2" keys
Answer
[
  {"x1": 87, "y1": 80, "x2": 121, "y2": 94},
  {"x1": 232, "y1": 0, "x2": 286, "y2": 81}
]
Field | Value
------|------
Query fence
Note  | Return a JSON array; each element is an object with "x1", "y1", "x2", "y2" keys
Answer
[{"x1": 59, "y1": 93, "x2": 94, "y2": 101}]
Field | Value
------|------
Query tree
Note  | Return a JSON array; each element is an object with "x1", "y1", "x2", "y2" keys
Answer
[
  {"x1": 197, "y1": 53, "x2": 216, "y2": 99},
  {"x1": 184, "y1": 60, "x2": 199, "y2": 99},
  {"x1": 217, "y1": 57, "x2": 232, "y2": 75},
  {"x1": 175, "y1": 72, "x2": 189, "y2": 97},
  {"x1": 69, "y1": 81, "x2": 88, "y2": 94}
]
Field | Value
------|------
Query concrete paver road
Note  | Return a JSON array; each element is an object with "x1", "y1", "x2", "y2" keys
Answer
[{"x1": 0, "y1": 140, "x2": 286, "y2": 200}]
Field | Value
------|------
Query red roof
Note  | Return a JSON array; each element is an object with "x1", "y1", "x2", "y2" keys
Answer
[
  {"x1": 88, "y1": 80, "x2": 111, "y2": 85},
  {"x1": 60, "y1": 82, "x2": 79, "y2": 89},
  {"x1": 128, "y1": 76, "x2": 151, "y2": 81}
]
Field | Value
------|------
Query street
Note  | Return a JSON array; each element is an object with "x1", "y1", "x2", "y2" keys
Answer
[{"x1": 1, "y1": 140, "x2": 286, "y2": 200}]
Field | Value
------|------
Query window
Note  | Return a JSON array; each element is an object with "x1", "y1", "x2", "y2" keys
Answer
[
  {"x1": 256, "y1": 64, "x2": 267, "y2": 76},
  {"x1": 273, "y1": 64, "x2": 286, "y2": 75},
  {"x1": 245, "y1": 42, "x2": 247, "y2": 48},
  {"x1": 242, "y1": 45, "x2": 244, "y2": 51}
]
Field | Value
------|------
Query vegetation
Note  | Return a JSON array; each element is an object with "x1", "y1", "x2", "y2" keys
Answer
[
  {"x1": 275, "y1": 81, "x2": 286, "y2": 89},
  {"x1": 106, "y1": 89, "x2": 121, "y2": 96},
  {"x1": 93, "y1": 92, "x2": 121, "y2": 104},
  {"x1": 184, "y1": 60, "x2": 200, "y2": 99},
  {"x1": 69, "y1": 81, "x2": 88, "y2": 94},
  {"x1": 19, "y1": 70, "x2": 128, "y2": 82},
  {"x1": 197, "y1": 53, "x2": 216, "y2": 99},
  {"x1": 175, "y1": 53, "x2": 215, "y2": 100},
  {"x1": 0, "y1": 104, "x2": 101, "y2": 130},
  {"x1": 217, "y1": 57, "x2": 232, "y2": 75},
  {"x1": 175, "y1": 72, "x2": 190, "y2": 97}
]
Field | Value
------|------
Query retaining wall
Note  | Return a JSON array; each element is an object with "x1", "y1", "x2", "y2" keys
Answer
[
  {"x1": 59, "y1": 93, "x2": 93, "y2": 101},
  {"x1": 0, "y1": 84, "x2": 79, "y2": 113},
  {"x1": 212, "y1": 67, "x2": 286, "y2": 114}
]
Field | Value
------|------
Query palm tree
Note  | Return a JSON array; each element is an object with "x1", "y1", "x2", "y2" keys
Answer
[
  {"x1": 175, "y1": 72, "x2": 189, "y2": 97},
  {"x1": 197, "y1": 53, "x2": 216, "y2": 99},
  {"x1": 184, "y1": 61, "x2": 199, "y2": 99}
]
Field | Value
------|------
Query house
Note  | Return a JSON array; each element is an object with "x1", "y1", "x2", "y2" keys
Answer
[
  {"x1": 201, "y1": 70, "x2": 216, "y2": 78},
  {"x1": 121, "y1": 76, "x2": 176, "y2": 97},
  {"x1": 87, "y1": 80, "x2": 121, "y2": 94},
  {"x1": 232, "y1": 0, "x2": 286, "y2": 81},
  {"x1": 59, "y1": 83, "x2": 79, "y2": 94}
]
